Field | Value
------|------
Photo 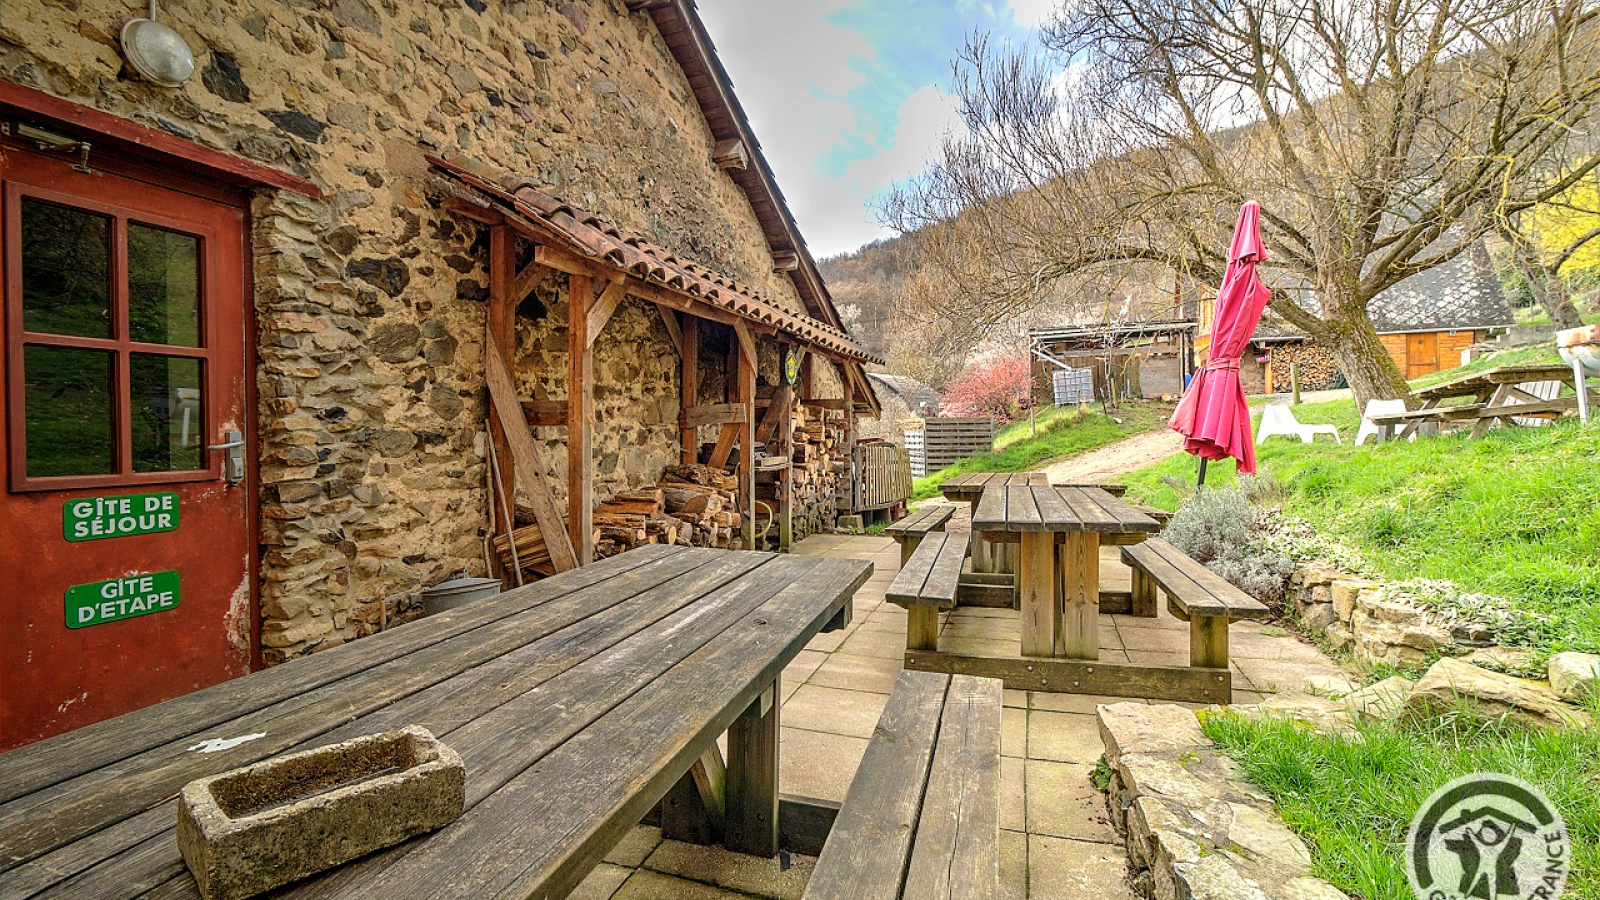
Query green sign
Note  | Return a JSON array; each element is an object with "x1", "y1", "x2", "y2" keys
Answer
[
  {"x1": 784, "y1": 349, "x2": 800, "y2": 385},
  {"x1": 65, "y1": 571, "x2": 181, "y2": 629},
  {"x1": 63, "y1": 492, "x2": 179, "y2": 542}
]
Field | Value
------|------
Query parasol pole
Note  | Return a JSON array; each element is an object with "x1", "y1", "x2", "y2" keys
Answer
[{"x1": 1196, "y1": 457, "x2": 1208, "y2": 492}]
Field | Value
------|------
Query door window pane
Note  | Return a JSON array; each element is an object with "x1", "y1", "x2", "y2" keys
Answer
[
  {"x1": 21, "y1": 198, "x2": 112, "y2": 338},
  {"x1": 131, "y1": 354, "x2": 203, "y2": 472},
  {"x1": 24, "y1": 346, "x2": 114, "y2": 477},
  {"x1": 128, "y1": 223, "x2": 201, "y2": 347}
]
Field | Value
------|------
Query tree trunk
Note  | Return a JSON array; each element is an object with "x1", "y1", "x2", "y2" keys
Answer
[
  {"x1": 1520, "y1": 253, "x2": 1583, "y2": 331},
  {"x1": 1318, "y1": 280, "x2": 1413, "y2": 409}
]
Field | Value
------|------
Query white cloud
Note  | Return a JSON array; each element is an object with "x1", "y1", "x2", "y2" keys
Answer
[
  {"x1": 844, "y1": 84, "x2": 964, "y2": 203},
  {"x1": 1008, "y1": 0, "x2": 1058, "y2": 27}
]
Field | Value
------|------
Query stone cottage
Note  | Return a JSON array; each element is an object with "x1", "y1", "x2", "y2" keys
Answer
[{"x1": 0, "y1": 0, "x2": 882, "y2": 748}]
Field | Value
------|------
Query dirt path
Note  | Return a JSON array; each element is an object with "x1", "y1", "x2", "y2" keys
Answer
[{"x1": 1041, "y1": 425, "x2": 1183, "y2": 483}]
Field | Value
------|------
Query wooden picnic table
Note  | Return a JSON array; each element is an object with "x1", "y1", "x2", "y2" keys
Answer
[
  {"x1": 971, "y1": 485, "x2": 1160, "y2": 659},
  {"x1": 939, "y1": 472, "x2": 1047, "y2": 574},
  {"x1": 0, "y1": 544, "x2": 869, "y2": 900},
  {"x1": 905, "y1": 485, "x2": 1229, "y2": 703},
  {"x1": 1376, "y1": 363, "x2": 1598, "y2": 440}
]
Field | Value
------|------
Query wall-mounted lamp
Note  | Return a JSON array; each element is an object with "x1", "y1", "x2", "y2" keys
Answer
[{"x1": 120, "y1": 1, "x2": 196, "y2": 87}]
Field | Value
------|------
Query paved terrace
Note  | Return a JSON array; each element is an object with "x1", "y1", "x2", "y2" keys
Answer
[{"x1": 569, "y1": 533, "x2": 1343, "y2": 900}]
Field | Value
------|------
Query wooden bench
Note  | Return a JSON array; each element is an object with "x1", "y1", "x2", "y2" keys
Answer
[
  {"x1": 885, "y1": 505, "x2": 956, "y2": 565},
  {"x1": 1122, "y1": 538, "x2": 1270, "y2": 669},
  {"x1": 886, "y1": 532, "x2": 970, "y2": 651},
  {"x1": 802, "y1": 669, "x2": 1001, "y2": 900}
]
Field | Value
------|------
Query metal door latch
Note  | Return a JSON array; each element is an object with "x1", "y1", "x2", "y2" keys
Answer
[{"x1": 207, "y1": 430, "x2": 246, "y2": 484}]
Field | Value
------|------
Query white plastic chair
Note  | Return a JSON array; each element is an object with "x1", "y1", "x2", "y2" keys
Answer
[
  {"x1": 1355, "y1": 399, "x2": 1413, "y2": 446},
  {"x1": 1255, "y1": 402, "x2": 1341, "y2": 445},
  {"x1": 1510, "y1": 380, "x2": 1561, "y2": 427}
]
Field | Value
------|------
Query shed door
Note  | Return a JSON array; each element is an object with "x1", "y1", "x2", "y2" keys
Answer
[
  {"x1": 1406, "y1": 332, "x2": 1439, "y2": 379},
  {"x1": 0, "y1": 146, "x2": 252, "y2": 750}
]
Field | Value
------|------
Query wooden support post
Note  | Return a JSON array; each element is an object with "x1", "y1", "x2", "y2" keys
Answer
[
  {"x1": 907, "y1": 606, "x2": 940, "y2": 652},
  {"x1": 735, "y1": 322, "x2": 757, "y2": 550},
  {"x1": 486, "y1": 226, "x2": 518, "y2": 550},
  {"x1": 1191, "y1": 616, "x2": 1229, "y2": 669},
  {"x1": 726, "y1": 676, "x2": 780, "y2": 857},
  {"x1": 680, "y1": 316, "x2": 699, "y2": 465},
  {"x1": 662, "y1": 745, "x2": 727, "y2": 845},
  {"x1": 776, "y1": 357, "x2": 795, "y2": 552},
  {"x1": 568, "y1": 274, "x2": 595, "y2": 564},
  {"x1": 1059, "y1": 532, "x2": 1100, "y2": 659},
  {"x1": 969, "y1": 501, "x2": 993, "y2": 574},
  {"x1": 1018, "y1": 531, "x2": 1056, "y2": 657},
  {"x1": 1130, "y1": 567, "x2": 1157, "y2": 618}
]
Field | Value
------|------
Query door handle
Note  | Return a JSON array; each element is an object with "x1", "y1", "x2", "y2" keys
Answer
[{"x1": 208, "y1": 430, "x2": 246, "y2": 484}]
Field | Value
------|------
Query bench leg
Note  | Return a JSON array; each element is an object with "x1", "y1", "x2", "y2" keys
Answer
[
  {"x1": 1059, "y1": 532, "x2": 1100, "y2": 659},
  {"x1": 1130, "y1": 567, "x2": 1157, "y2": 618},
  {"x1": 900, "y1": 534, "x2": 922, "y2": 568},
  {"x1": 1190, "y1": 616, "x2": 1228, "y2": 669},
  {"x1": 907, "y1": 605, "x2": 940, "y2": 651},
  {"x1": 726, "y1": 677, "x2": 780, "y2": 857},
  {"x1": 1019, "y1": 532, "x2": 1057, "y2": 657}
]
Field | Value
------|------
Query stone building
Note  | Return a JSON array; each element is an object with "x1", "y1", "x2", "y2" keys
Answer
[
  {"x1": 860, "y1": 373, "x2": 941, "y2": 441},
  {"x1": 0, "y1": 0, "x2": 881, "y2": 748}
]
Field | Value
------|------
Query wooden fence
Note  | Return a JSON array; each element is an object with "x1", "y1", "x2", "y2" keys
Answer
[
  {"x1": 852, "y1": 442, "x2": 912, "y2": 511},
  {"x1": 903, "y1": 417, "x2": 994, "y2": 477}
]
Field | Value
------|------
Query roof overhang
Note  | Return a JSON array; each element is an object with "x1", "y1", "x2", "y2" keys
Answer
[
  {"x1": 624, "y1": 0, "x2": 846, "y2": 333},
  {"x1": 431, "y1": 156, "x2": 886, "y2": 369}
]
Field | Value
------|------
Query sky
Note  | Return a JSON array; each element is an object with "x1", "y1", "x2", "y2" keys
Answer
[{"x1": 696, "y1": 0, "x2": 1058, "y2": 260}]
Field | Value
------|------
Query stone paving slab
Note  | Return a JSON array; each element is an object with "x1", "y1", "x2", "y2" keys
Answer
[{"x1": 576, "y1": 533, "x2": 1347, "y2": 899}]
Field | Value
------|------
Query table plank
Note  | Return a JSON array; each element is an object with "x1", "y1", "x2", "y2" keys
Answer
[
  {"x1": 1080, "y1": 490, "x2": 1161, "y2": 534},
  {"x1": 900, "y1": 674, "x2": 1002, "y2": 900},
  {"x1": 1004, "y1": 487, "x2": 1043, "y2": 531},
  {"x1": 971, "y1": 485, "x2": 1007, "y2": 531},
  {"x1": 0, "y1": 544, "x2": 685, "y2": 807},
  {"x1": 1055, "y1": 488, "x2": 1120, "y2": 531}
]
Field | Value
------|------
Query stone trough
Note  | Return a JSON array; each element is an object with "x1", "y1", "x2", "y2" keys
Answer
[{"x1": 176, "y1": 725, "x2": 464, "y2": 900}]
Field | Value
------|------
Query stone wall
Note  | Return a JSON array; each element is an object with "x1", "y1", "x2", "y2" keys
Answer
[
  {"x1": 1098, "y1": 703, "x2": 1349, "y2": 900},
  {"x1": 1, "y1": 0, "x2": 823, "y2": 662}
]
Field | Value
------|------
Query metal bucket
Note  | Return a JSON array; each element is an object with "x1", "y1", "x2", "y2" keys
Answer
[{"x1": 420, "y1": 575, "x2": 502, "y2": 616}]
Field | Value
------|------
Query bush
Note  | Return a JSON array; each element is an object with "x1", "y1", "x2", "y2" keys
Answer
[{"x1": 1162, "y1": 486, "x2": 1296, "y2": 607}]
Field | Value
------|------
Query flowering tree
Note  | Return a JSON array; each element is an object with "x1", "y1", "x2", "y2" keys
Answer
[{"x1": 940, "y1": 352, "x2": 1035, "y2": 423}]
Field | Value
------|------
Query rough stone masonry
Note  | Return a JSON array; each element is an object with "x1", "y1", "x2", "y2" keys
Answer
[{"x1": 0, "y1": 0, "x2": 845, "y2": 662}]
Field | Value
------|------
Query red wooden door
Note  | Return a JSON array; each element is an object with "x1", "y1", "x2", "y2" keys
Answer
[{"x1": 0, "y1": 145, "x2": 253, "y2": 750}]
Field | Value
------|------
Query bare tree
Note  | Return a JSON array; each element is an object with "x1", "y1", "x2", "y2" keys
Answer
[
  {"x1": 887, "y1": 0, "x2": 1600, "y2": 405},
  {"x1": 1497, "y1": 165, "x2": 1600, "y2": 330}
]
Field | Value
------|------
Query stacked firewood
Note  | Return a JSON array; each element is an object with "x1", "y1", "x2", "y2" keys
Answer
[
  {"x1": 751, "y1": 400, "x2": 850, "y2": 547},
  {"x1": 1268, "y1": 342, "x2": 1341, "y2": 391},
  {"x1": 493, "y1": 466, "x2": 742, "y2": 577}
]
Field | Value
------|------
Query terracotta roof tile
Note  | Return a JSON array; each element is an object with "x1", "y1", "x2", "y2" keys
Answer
[{"x1": 433, "y1": 157, "x2": 884, "y2": 365}]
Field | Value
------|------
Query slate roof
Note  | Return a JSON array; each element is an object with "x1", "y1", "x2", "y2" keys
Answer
[
  {"x1": 1258, "y1": 241, "x2": 1512, "y2": 338},
  {"x1": 867, "y1": 374, "x2": 942, "y2": 417}
]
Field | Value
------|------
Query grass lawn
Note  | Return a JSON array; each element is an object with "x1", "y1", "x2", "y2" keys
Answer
[
  {"x1": 1121, "y1": 396, "x2": 1600, "y2": 653},
  {"x1": 1204, "y1": 711, "x2": 1600, "y2": 900},
  {"x1": 909, "y1": 402, "x2": 1170, "y2": 501}
]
